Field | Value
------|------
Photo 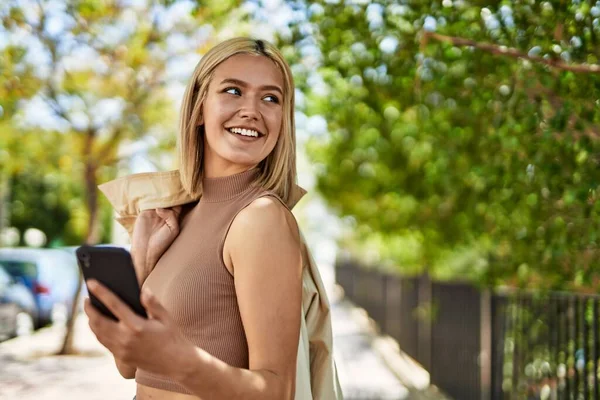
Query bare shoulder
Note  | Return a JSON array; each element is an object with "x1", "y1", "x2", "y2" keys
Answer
[
  {"x1": 223, "y1": 196, "x2": 301, "y2": 275},
  {"x1": 232, "y1": 196, "x2": 299, "y2": 242}
]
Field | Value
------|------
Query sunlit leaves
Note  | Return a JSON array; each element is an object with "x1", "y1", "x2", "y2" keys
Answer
[
  {"x1": 2, "y1": 0, "x2": 245, "y2": 245},
  {"x1": 283, "y1": 0, "x2": 600, "y2": 290}
]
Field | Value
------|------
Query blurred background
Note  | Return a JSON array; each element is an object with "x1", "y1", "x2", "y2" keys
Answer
[{"x1": 2, "y1": 0, "x2": 600, "y2": 399}]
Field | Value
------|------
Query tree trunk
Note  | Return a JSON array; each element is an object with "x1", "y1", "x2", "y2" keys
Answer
[
  {"x1": 59, "y1": 134, "x2": 99, "y2": 355},
  {"x1": 59, "y1": 271, "x2": 84, "y2": 355},
  {"x1": 0, "y1": 175, "x2": 10, "y2": 246}
]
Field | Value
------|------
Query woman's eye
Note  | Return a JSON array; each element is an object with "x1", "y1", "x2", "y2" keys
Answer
[
  {"x1": 224, "y1": 87, "x2": 241, "y2": 96},
  {"x1": 263, "y1": 95, "x2": 279, "y2": 103}
]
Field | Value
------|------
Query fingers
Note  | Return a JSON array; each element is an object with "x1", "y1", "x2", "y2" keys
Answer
[
  {"x1": 155, "y1": 208, "x2": 180, "y2": 232},
  {"x1": 171, "y1": 206, "x2": 182, "y2": 217},
  {"x1": 141, "y1": 288, "x2": 168, "y2": 321},
  {"x1": 86, "y1": 280, "x2": 145, "y2": 332},
  {"x1": 84, "y1": 297, "x2": 114, "y2": 326},
  {"x1": 155, "y1": 206, "x2": 181, "y2": 218},
  {"x1": 84, "y1": 298, "x2": 118, "y2": 349}
]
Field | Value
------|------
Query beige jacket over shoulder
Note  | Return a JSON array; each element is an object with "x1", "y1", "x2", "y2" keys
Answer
[{"x1": 98, "y1": 171, "x2": 343, "y2": 400}]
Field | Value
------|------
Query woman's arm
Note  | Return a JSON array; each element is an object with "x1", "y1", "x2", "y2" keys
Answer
[{"x1": 177, "y1": 197, "x2": 303, "y2": 400}]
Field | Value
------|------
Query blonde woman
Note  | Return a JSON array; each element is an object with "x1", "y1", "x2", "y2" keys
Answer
[{"x1": 85, "y1": 38, "x2": 342, "y2": 400}]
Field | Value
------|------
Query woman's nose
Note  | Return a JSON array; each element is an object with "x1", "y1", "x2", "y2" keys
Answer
[{"x1": 238, "y1": 97, "x2": 260, "y2": 120}]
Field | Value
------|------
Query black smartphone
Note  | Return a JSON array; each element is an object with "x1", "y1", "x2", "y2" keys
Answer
[{"x1": 76, "y1": 245, "x2": 147, "y2": 321}]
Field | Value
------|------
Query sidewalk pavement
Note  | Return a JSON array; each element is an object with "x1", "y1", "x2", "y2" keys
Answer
[
  {"x1": 0, "y1": 316, "x2": 135, "y2": 399},
  {"x1": 323, "y1": 265, "x2": 449, "y2": 400},
  {"x1": 0, "y1": 263, "x2": 449, "y2": 400}
]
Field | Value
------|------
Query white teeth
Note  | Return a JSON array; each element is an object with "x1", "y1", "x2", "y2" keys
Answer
[{"x1": 229, "y1": 127, "x2": 259, "y2": 137}]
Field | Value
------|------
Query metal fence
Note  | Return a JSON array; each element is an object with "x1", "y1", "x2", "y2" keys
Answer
[{"x1": 336, "y1": 259, "x2": 600, "y2": 400}]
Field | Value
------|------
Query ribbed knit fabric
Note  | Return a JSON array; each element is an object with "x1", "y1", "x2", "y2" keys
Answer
[{"x1": 135, "y1": 167, "x2": 278, "y2": 394}]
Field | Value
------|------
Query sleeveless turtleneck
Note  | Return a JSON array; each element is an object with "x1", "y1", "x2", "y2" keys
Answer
[{"x1": 135, "y1": 167, "x2": 276, "y2": 394}]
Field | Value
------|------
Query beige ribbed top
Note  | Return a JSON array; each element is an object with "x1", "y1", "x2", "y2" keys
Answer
[{"x1": 135, "y1": 167, "x2": 278, "y2": 394}]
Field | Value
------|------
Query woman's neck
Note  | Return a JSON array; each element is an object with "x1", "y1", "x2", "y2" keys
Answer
[{"x1": 202, "y1": 160, "x2": 257, "y2": 179}]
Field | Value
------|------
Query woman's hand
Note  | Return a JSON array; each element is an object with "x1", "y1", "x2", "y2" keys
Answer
[
  {"x1": 84, "y1": 279, "x2": 195, "y2": 381},
  {"x1": 131, "y1": 206, "x2": 182, "y2": 284}
]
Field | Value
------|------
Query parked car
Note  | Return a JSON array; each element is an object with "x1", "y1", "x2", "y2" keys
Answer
[
  {"x1": 0, "y1": 248, "x2": 80, "y2": 328},
  {"x1": 0, "y1": 264, "x2": 37, "y2": 340}
]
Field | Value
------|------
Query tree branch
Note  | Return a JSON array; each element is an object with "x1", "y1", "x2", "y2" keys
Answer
[
  {"x1": 31, "y1": 1, "x2": 83, "y2": 131},
  {"x1": 95, "y1": 60, "x2": 165, "y2": 164},
  {"x1": 524, "y1": 82, "x2": 600, "y2": 140},
  {"x1": 423, "y1": 31, "x2": 600, "y2": 74}
]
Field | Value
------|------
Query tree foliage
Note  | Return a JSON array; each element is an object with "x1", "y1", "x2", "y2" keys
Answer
[
  {"x1": 1, "y1": 0, "x2": 247, "y2": 353},
  {"x1": 282, "y1": 1, "x2": 600, "y2": 290},
  {"x1": 1, "y1": 0, "x2": 246, "y2": 244}
]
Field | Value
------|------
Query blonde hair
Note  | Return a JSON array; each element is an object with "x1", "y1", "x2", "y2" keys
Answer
[{"x1": 178, "y1": 37, "x2": 297, "y2": 205}]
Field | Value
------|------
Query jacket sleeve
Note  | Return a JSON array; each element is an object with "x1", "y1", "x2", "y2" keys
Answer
[
  {"x1": 97, "y1": 170, "x2": 196, "y2": 237},
  {"x1": 299, "y1": 232, "x2": 344, "y2": 400}
]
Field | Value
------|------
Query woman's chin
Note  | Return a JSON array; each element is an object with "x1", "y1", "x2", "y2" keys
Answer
[{"x1": 222, "y1": 153, "x2": 264, "y2": 168}]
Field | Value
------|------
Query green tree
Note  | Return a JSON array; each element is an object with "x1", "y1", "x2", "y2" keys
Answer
[
  {"x1": 6, "y1": 131, "x2": 111, "y2": 247},
  {"x1": 11, "y1": 165, "x2": 78, "y2": 247},
  {"x1": 0, "y1": 43, "x2": 43, "y2": 236},
  {"x1": 2, "y1": 0, "x2": 247, "y2": 353},
  {"x1": 282, "y1": 1, "x2": 600, "y2": 290}
]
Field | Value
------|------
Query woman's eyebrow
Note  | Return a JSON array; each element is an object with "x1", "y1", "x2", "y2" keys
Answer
[{"x1": 219, "y1": 78, "x2": 283, "y2": 96}]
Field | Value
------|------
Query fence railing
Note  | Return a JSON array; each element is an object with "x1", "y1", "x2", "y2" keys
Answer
[{"x1": 336, "y1": 259, "x2": 600, "y2": 400}]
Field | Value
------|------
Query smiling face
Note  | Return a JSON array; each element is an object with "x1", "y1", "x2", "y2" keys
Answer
[{"x1": 200, "y1": 53, "x2": 285, "y2": 177}]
